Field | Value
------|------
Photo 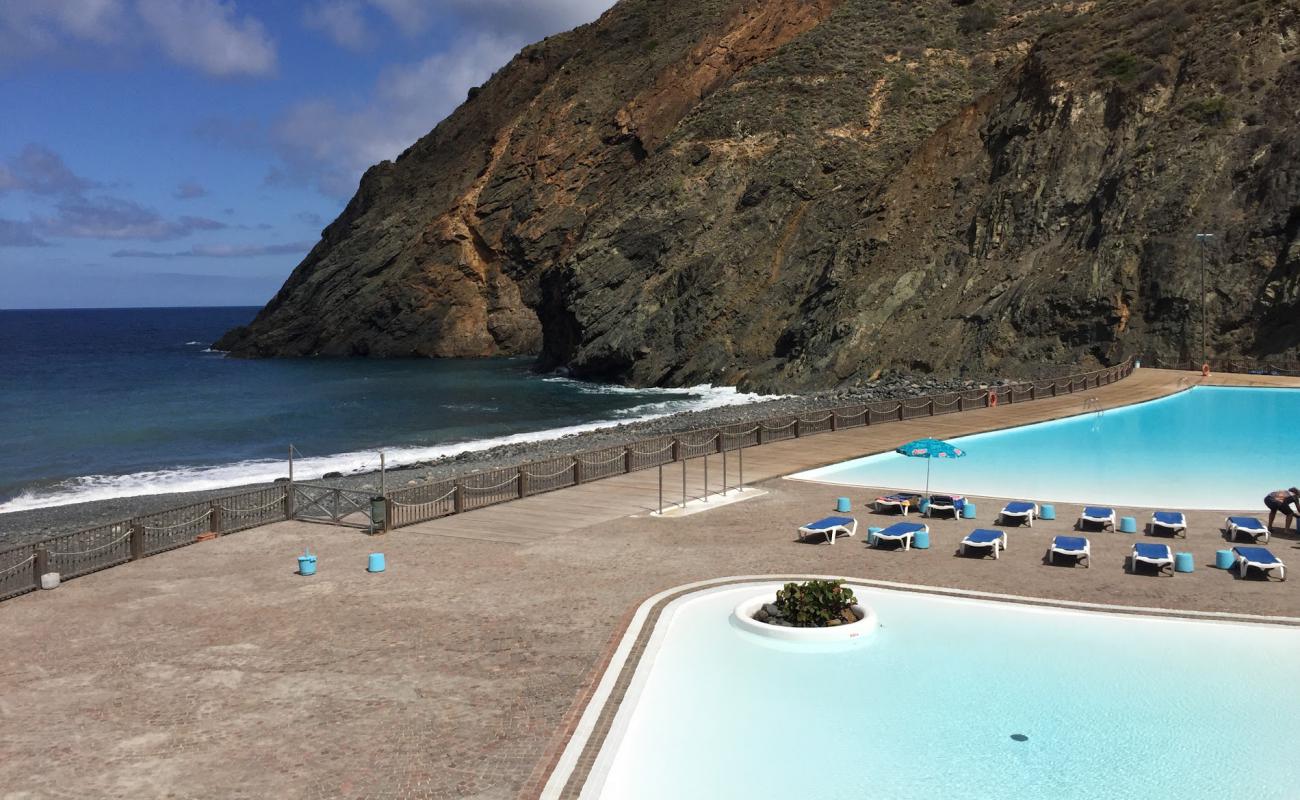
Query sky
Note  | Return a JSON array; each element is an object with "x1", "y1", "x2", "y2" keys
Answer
[{"x1": 0, "y1": 0, "x2": 614, "y2": 309}]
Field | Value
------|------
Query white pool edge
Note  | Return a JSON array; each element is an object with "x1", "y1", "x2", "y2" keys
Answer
[{"x1": 539, "y1": 574, "x2": 1300, "y2": 799}]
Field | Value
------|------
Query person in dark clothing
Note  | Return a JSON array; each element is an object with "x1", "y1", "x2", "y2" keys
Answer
[{"x1": 1264, "y1": 488, "x2": 1300, "y2": 532}]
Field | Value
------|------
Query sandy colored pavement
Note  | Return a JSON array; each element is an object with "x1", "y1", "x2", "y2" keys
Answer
[{"x1": 1, "y1": 474, "x2": 1296, "y2": 800}]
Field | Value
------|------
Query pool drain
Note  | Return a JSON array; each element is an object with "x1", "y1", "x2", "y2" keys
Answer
[{"x1": 1010, "y1": 734, "x2": 1029, "y2": 742}]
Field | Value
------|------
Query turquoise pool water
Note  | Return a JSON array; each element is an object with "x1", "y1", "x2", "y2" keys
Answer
[
  {"x1": 791, "y1": 386, "x2": 1300, "y2": 510},
  {"x1": 587, "y1": 584, "x2": 1300, "y2": 799}
]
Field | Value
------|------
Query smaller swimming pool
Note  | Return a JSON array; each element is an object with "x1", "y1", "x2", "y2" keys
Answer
[
  {"x1": 584, "y1": 583, "x2": 1300, "y2": 799},
  {"x1": 790, "y1": 386, "x2": 1300, "y2": 510}
]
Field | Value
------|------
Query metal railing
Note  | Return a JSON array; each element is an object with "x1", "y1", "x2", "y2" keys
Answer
[
  {"x1": 0, "y1": 484, "x2": 292, "y2": 602},
  {"x1": 1, "y1": 358, "x2": 1136, "y2": 603}
]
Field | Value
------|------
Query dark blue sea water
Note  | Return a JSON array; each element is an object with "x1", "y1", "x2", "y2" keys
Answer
[{"x1": 0, "y1": 307, "x2": 759, "y2": 512}]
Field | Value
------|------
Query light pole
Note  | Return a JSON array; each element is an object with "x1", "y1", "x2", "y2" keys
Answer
[{"x1": 1195, "y1": 233, "x2": 1215, "y2": 366}]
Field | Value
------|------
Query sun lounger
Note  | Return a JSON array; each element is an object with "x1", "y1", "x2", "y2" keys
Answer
[
  {"x1": 999, "y1": 501, "x2": 1037, "y2": 527},
  {"x1": 1078, "y1": 506, "x2": 1116, "y2": 531},
  {"x1": 1149, "y1": 511, "x2": 1186, "y2": 537},
  {"x1": 871, "y1": 521, "x2": 927, "y2": 551},
  {"x1": 1226, "y1": 516, "x2": 1269, "y2": 544},
  {"x1": 960, "y1": 528, "x2": 1006, "y2": 559},
  {"x1": 1233, "y1": 546, "x2": 1286, "y2": 580},
  {"x1": 874, "y1": 493, "x2": 921, "y2": 515},
  {"x1": 797, "y1": 516, "x2": 857, "y2": 545},
  {"x1": 925, "y1": 494, "x2": 965, "y2": 519},
  {"x1": 1049, "y1": 535, "x2": 1090, "y2": 567},
  {"x1": 1131, "y1": 542, "x2": 1174, "y2": 576}
]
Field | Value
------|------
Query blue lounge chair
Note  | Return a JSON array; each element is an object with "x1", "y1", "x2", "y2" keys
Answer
[
  {"x1": 925, "y1": 494, "x2": 965, "y2": 519},
  {"x1": 960, "y1": 528, "x2": 1006, "y2": 559},
  {"x1": 999, "y1": 501, "x2": 1037, "y2": 527},
  {"x1": 1233, "y1": 546, "x2": 1285, "y2": 580},
  {"x1": 1149, "y1": 511, "x2": 1186, "y2": 537},
  {"x1": 1049, "y1": 535, "x2": 1090, "y2": 567},
  {"x1": 874, "y1": 493, "x2": 921, "y2": 515},
  {"x1": 1131, "y1": 542, "x2": 1174, "y2": 576},
  {"x1": 1226, "y1": 516, "x2": 1269, "y2": 544},
  {"x1": 797, "y1": 516, "x2": 857, "y2": 545},
  {"x1": 1078, "y1": 507, "x2": 1116, "y2": 531},
  {"x1": 871, "y1": 521, "x2": 927, "y2": 550}
]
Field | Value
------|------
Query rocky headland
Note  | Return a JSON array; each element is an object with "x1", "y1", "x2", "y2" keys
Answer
[{"x1": 215, "y1": 0, "x2": 1299, "y2": 390}]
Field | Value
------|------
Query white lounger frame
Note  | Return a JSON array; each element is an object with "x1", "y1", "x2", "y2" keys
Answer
[
  {"x1": 875, "y1": 497, "x2": 916, "y2": 516},
  {"x1": 925, "y1": 498, "x2": 961, "y2": 519},
  {"x1": 1236, "y1": 553, "x2": 1286, "y2": 581},
  {"x1": 1149, "y1": 514, "x2": 1187, "y2": 537},
  {"x1": 797, "y1": 519, "x2": 857, "y2": 545},
  {"x1": 1078, "y1": 510, "x2": 1116, "y2": 531},
  {"x1": 1131, "y1": 545, "x2": 1174, "y2": 576},
  {"x1": 1049, "y1": 540, "x2": 1091, "y2": 567},
  {"x1": 872, "y1": 524, "x2": 926, "y2": 551},
  {"x1": 999, "y1": 504, "x2": 1037, "y2": 527},
  {"x1": 1227, "y1": 518, "x2": 1269, "y2": 544},
  {"x1": 960, "y1": 531, "x2": 1007, "y2": 559}
]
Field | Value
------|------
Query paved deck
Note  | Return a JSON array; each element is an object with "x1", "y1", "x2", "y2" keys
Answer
[
  {"x1": 1, "y1": 367, "x2": 1297, "y2": 800},
  {"x1": 402, "y1": 368, "x2": 1281, "y2": 545}
]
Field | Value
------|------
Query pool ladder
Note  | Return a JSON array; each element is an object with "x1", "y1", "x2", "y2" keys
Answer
[{"x1": 1082, "y1": 396, "x2": 1103, "y2": 431}]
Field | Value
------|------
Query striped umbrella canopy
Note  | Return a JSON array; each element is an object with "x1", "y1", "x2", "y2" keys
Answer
[{"x1": 895, "y1": 438, "x2": 966, "y2": 498}]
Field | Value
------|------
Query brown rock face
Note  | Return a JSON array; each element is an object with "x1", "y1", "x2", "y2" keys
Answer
[{"x1": 219, "y1": 0, "x2": 1300, "y2": 390}]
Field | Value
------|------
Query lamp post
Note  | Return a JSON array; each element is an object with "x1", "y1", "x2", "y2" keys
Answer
[{"x1": 1195, "y1": 233, "x2": 1215, "y2": 366}]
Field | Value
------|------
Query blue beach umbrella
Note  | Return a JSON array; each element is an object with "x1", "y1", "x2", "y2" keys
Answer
[{"x1": 895, "y1": 438, "x2": 967, "y2": 499}]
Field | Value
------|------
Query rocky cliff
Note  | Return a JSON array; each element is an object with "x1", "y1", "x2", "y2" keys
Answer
[{"x1": 217, "y1": 0, "x2": 1300, "y2": 391}]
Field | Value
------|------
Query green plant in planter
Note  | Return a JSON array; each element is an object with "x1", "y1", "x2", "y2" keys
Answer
[{"x1": 773, "y1": 580, "x2": 857, "y2": 627}]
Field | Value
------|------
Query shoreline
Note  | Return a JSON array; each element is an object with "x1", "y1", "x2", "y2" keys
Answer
[{"x1": 0, "y1": 373, "x2": 1007, "y2": 545}]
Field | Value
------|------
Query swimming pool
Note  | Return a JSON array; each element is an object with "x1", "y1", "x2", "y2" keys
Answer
[
  {"x1": 583, "y1": 583, "x2": 1300, "y2": 799},
  {"x1": 790, "y1": 386, "x2": 1300, "y2": 510}
]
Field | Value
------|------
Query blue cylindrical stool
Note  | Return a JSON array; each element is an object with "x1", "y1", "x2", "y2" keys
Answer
[
  {"x1": 1215, "y1": 549, "x2": 1234, "y2": 570},
  {"x1": 1039, "y1": 504, "x2": 1056, "y2": 521},
  {"x1": 836, "y1": 496, "x2": 851, "y2": 513},
  {"x1": 918, "y1": 499, "x2": 930, "y2": 515},
  {"x1": 367, "y1": 552, "x2": 386, "y2": 573},
  {"x1": 961, "y1": 502, "x2": 977, "y2": 519},
  {"x1": 867, "y1": 526, "x2": 883, "y2": 546},
  {"x1": 913, "y1": 530, "x2": 930, "y2": 550},
  {"x1": 1119, "y1": 516, "x2": 1138, "y2": 534},
  {"x1": 297, "y1": 552, "x2": 317, "y2": 576},
  {"x1": 1175, "y1": 552, "x2": 1195, "y2": 573}
]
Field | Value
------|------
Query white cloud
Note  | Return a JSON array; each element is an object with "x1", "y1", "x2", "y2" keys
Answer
[
  {"x1": 136, "y1": 0, "x2": 276, "y2": 77},
  {"x1": 271, "y1": 32, "x2": 524, "y2": 195},
  {"x1": 111, "y1": 241, "x2": 313, "y2": 258},
  {"x1": 0, "y1": 0, "x2": 127, "y2": 62},
  {"x1": 303, "y1": 0, "x2": 371, "y2": 51}
]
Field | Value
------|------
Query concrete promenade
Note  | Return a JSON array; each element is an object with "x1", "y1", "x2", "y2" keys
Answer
[{"x1": 1, "y1": 368, "x2": 1296, "y2": 799}]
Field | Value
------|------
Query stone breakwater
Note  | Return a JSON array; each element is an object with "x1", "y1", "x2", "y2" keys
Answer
[{"x1": 0, "y1": 374, "x2": 1006, "y2": 545}]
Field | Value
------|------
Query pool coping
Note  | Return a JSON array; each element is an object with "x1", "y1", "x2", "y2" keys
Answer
[{"x1": 530, "y1": 574, "x2": 1300, "y2": 799}]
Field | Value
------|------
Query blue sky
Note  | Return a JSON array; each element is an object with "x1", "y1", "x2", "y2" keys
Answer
[{"x1": 0, "y1": 1, "x2": 613, "y2": 309}]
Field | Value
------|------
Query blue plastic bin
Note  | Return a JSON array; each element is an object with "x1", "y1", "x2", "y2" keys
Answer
[
  {"x1": 298, "y1": 552, "x2": 317, "y2": 576},
  {"x1": 1119, "y1": 516, "x2": 1138, "y2": 534},
  {"x1": 367, "y1": 552, "x2": 386, "y2": 573},
  {"x1": 867, "y1": 526, "x2": 883, "y2": 546},
  {"x1": 1175, "y1": 552, "x2": 1195, "y2": 573},
  {"x1": 836, "y1": 497, "x2": 851, "y2": 513},
  {"x1": 1039, "y1": 504, "x2": 1056, "y2": 521},
  {"x1": 913, "y1": 530, "x2": 930, "y2": 550},
  {"x1": 961, "y1": 502, "x2": 977, "y2": 519},
  {"x1": 1215, "y1": 549, "x2": 1234, "y2": 570}
]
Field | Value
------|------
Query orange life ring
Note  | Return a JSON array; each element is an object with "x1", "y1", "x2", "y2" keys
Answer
[
  {"x1": 989, "y1": 392, "x2": 998, "y2": 407},
  {"x1": 1201, "y1": 363, "x2": 1210, "y2": 377}
]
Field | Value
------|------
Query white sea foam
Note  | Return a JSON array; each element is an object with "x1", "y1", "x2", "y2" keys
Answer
[
  {"x1": 0, "y1": 384, "x2": 775, "y2": 514},
  {"x1": 185, "y1": 341, "x2": 204, "y2": 345}
]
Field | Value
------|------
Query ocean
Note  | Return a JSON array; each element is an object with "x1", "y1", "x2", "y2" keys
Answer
[{"x1": 0, "y1": 307, "x2": 764, "y2": 513}]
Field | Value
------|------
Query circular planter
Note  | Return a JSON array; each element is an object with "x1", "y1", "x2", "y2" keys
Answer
[{"x1": 731, "y1": 593, "x2": 879, "y2": 643}]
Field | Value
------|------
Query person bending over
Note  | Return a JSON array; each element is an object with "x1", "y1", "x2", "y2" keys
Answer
[{"x1": 1264, "y1": 487, "x2": 1300, "y2": 532}]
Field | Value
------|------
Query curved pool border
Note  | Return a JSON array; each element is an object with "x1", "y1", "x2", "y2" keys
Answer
[
  {"x1": 532, "y1": 574, "x2": 1300, "y2": 799},
  {"x1": 784, "y1": 384, "x2": 1300, "y2": 511}
]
